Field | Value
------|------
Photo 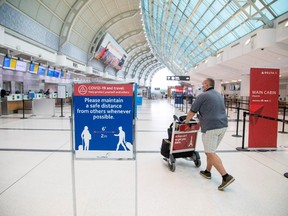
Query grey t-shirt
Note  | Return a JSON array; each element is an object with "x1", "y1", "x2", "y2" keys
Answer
[{"x1": 191, "y1": 88, "x2": 228, "y2": 133}]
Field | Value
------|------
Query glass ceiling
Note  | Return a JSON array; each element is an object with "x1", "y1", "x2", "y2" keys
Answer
[{"x1": 140, "y1": 0, "x2": 288, "y2": 75}]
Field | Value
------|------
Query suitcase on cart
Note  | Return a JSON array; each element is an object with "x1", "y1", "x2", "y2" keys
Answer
[{"x1": 161, "y1": 115, "x2": 201, "y2": 172}]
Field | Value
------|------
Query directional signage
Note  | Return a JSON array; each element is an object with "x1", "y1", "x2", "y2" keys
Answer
[{"x1": 166, "y1": 76, "x2": 190, "y2": 81}]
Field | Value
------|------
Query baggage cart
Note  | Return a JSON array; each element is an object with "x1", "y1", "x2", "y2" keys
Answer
[{"x1": 161, "y1": 115, "x2": 201, "y2": 172}]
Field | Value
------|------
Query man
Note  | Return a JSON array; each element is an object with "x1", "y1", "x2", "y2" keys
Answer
[
  {"x1": 185, "y1": 78, "x2": 234, "y2": 191},
  {"x1": 1, "y1": 88, "x2": 6, "y2": 98}
]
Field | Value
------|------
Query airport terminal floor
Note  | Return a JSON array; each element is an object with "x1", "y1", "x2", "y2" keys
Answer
[{"x1": 0, "y1": 98, "x2": 288, "y2": 216}]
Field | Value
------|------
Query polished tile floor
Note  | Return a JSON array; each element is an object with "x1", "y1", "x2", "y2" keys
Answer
[{"x1": 0, "y1": 98, "x2": 288, "y2": 216}]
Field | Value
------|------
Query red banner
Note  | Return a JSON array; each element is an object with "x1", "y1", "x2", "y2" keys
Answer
[
  {"x1": 175, "y1": 86, "x2": 184, "y2": 93},
  {"x1": 172, "y1": 124, "x2": 200, "y2": 152},
  {"x1": 248, "y1": 68, "x2": 279, "y2": 149},
  {"x1": 173, "y1": 133, "x2": 197, "y2": 151},
  {"x1": 74, "y1": 83, "x2": 133, "y2": 96}
]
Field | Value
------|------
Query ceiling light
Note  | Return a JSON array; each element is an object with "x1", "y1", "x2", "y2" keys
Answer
[
  {"x1": 245, "y1": 38, "x2": 251, "y2": 45},
  {"x1": 285, "y1": 21, "x2": 288, "y2": 27}
]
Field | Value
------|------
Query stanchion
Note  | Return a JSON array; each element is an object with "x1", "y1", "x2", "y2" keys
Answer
[
  {"x1": 236, "y1": 111, "x2": 249, "y2": 151},
  {"x1": 226, "y1": 99, "x2": 230, "y2": 117},
  {"x1": 60, "y1": 98, "x2": 65, "y2": 117},
  {"x1": 230, "y1": 99, "x2": 233, "y2": 111},
  {"x1": 21, "y1": 93, "x2": 27, "y2": 119},
  {"x1": 279, "y1": 106, "x2": 288, "y2": 134},
  {"x1": 232, "y1": 106, "x2": 242, "y2": 137}
]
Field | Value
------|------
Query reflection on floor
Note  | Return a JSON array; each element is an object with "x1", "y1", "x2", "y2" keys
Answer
[{"x1": 0, "y1": 98, "x2": 287, "y2": 216}]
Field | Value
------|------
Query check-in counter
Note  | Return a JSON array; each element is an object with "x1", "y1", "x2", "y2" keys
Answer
[
  {"x1": 32, "y1": 98, "x2": 55, "y2": 116},
  {"x1": 34, "y1": 93, "x2": 44, "y2": 99},
  {"x1": 2, "y1": 94, "x2": 32, "y2": 114},
  {"x1": 1, "y1": 93, "x2": 70, "y2": 114}
]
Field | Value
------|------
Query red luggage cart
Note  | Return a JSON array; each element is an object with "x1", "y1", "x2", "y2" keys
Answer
[{"x1": 161, "y1": 115, "x2": 201, "y2": 172}]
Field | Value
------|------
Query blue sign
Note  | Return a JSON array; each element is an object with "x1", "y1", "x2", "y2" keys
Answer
[{"x1": 73, "y1": 83, "x2": 135, "y2": 159}]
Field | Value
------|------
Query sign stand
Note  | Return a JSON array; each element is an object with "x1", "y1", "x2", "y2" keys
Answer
[
  {"x1": 20, "y1": 84, "x2": 27, "y2": 119},
  {"x1": 58, "y1": 85, "x2": 66, "y2": 117},
  {"x1": 71, "y1": 140, "x2": 77, "y2": 216},
  {"x1": 70, "y1": 82, "x2": 137, "y2": 215},
  {"x1": 60, "y1": 98, "x2": 64, "y2": 117}
]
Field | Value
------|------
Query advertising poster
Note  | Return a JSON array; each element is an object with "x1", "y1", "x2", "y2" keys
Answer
[
  {"x1": 94, "y1": 33, "x2": 128, "y2": 71},
  {"x1": 175, "y1": 86, "x2": 184, "y2": 105},
  {"x1": 172, "y1": 124, "x2": 199, "y2": 153},
  {"x1": 248, "y1": 68, "x2": 279, "y2": 149},
  {"x1": 73, "y1": 83, "x2": 134, "y2": 159},
  {"x1": 172, "y1": 133, "x2": 197, "y2": 152}
]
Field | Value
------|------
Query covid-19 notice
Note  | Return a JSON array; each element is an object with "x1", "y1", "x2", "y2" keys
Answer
[{"x1": 73, "y1": 83, "x2": 134, "y2": 159}]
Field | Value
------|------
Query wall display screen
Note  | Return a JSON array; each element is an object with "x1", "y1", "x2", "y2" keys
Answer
[
  {"x1": 54, "y1": 70, "x2": 60, "y2": 78},
  {"x1": 16, "y1": 60, "x2": 27, "y2": 72},
  {"x1": 66, "y1": 72, "x2": 71, "y2": 79},
  {"x1": 29, "y1": 63, "x2": 39, "y2": 74},
  {"x1": 38, "y1": 66, "x2": 46, "y2": 75},
  {"x1": 47, "y1": 68, "x2": 55, "y2": 77},
  {"x1": 95, "y1": 33, "x2": 128, "y2": 71},
  {"x1": 2, "y1": 57, "x2": 17, "y2": 70},
  {"x1": 61, "y1": 70, "x2": 66, "y2": 78}
]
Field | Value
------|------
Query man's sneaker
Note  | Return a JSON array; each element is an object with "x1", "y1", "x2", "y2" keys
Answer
[
  {"x1": 200, "y1": 170, "x2": 211, "y2": 179},
  {"x1": 218, "y1": 175, "x2": 235, "y2": 190}
]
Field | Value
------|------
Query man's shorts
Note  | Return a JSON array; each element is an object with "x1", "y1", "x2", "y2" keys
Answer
[{"x1": 202, "y1": 128, "x2": 227, "y2": 153}]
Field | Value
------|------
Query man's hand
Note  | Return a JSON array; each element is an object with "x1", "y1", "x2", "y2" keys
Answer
[{"x1": 185, "y1": 123, "x2": 190, "y2": 131}]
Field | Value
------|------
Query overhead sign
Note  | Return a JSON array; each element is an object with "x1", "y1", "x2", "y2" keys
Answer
[
  {"x1": 167, "y1": 76, "x2": 190, "y2": 81},
  {"x1": 73, "y1": 83, "x2": 135, "y2": 159}
]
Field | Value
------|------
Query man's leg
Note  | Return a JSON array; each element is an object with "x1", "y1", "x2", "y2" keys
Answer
[
  {"x1": 205, "y1": 152, "x2": 226, "y2": 175},
  {"x1": 201, "y1": 128, "x2": 235, "y2": 190}
]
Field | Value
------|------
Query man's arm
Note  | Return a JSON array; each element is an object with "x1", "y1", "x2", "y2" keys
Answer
[{"x1": 184, "y1": 110, "x2": 196, "y2": 123}]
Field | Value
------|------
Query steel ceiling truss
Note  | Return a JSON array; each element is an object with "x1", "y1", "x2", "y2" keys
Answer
[
  {"x1": 131, "y1": 54, "x2": 155, "y2": 78},
  {"x1": 145, "y1": 63, "x2": 164, "y2": 82},
  {"x1": 124, "y1": 49, "x2": 150, "y2": 78},
  {"x1": 141, "y1": 0, "x2": 285, "y2": 75},
  {"x1": 138, "y1": 59, "x2": 159, "y2": 80}
]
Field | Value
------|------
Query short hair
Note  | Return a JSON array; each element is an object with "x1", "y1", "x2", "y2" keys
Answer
[{"x1": 206, "y1": 78, "x2": 215, "y2": 87}]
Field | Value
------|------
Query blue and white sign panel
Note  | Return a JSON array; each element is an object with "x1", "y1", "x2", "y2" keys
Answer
[{"x1": 73, "y1": 83, "x2": 134, "y2": 159}]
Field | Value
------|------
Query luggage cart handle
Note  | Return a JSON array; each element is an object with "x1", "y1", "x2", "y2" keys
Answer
[
  {"x1": 173, "y1": 115, "x2": 197, "y2": 124},
  {"x1": 173, "y1": 115, "x2": 180, "y2": 122}
]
